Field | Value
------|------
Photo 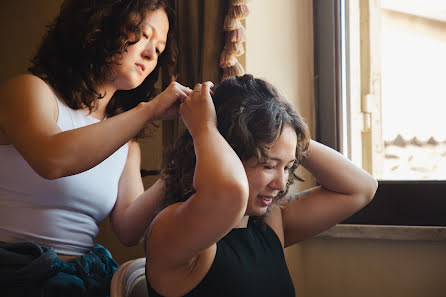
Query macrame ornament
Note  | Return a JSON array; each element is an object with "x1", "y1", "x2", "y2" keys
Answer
[
  {"x1": 224, "y1": 41, "x2": 245, "y2": 56},
  {"x1": 220, "y1": 0, "x2": 249, "y2": 81},
  {"x1": 224, "y1": 15, "x2": 241, "y2": 31},
  {"x1": 222, "y1": 61, "x2": 245, "y2": 81},
  {"x1": 219, "y1": 50, "x2": 237, "y2": 68},
  {"x1": 226, "y1": 25, "x2": 246, "y2": 43},
  {"x1": 228, "y1": 5, "x2": 249, "y2": 19},
  {"x1": 231, "y1": 0, "x2": 247, "y2": 5}
]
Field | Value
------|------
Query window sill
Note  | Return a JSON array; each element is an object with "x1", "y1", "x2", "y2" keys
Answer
[{"x1": 316, "y1": 224, "x2": 446, "y2": 241}]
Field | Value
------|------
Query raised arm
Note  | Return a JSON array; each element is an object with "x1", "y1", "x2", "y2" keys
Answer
[
  {"x1": 0, "y1": 75, "x2": 189, "y2": 179},
  {"x1": 145, "y1": 82, "x2": 249, "y2": 269},
  {"x1": 281, "y1": 140, "x2": 378, "y2": 247}
]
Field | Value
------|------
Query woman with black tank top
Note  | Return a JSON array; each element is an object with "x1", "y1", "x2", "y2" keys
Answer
[{"x1": 144, "y1": 75, "x2": 378, "y2": 297}]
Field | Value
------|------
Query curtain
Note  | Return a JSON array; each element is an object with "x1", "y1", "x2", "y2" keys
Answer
[
  {"x1": 163, "y1": 0, "x2": 228, "y2": 146},
  {"x1": 172, "y1": 0, "x2": 227, "y2": 86}
]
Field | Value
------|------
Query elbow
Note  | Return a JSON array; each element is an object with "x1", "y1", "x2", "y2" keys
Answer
[
  {"x1": 358, "y1": 176, "x2": 378, "y2": 207},
  {"x1": 229, "y1": 180, "x2": 250, "y2": 208},
  {"x1": 119, "y1": 236, "x2": 140, "y2": 247},
  {"x1": 208, "y1": 178, "x2": 249, "y2": 219},
  {"x1": 110, "y1": 212, "x2": 144, "y2": 247},
  {"x1": 34, "y1": 164, "x2": 66, "y2": 180},
  {"x1": 114, "y1": 225, "x2": 142, "y2": 247},
  {"x1": 366, "y1": 177, "x2": 379, "y2": 202},
  {"x1": 221, "y1": 178, "x2": 250, "y2": 216}
]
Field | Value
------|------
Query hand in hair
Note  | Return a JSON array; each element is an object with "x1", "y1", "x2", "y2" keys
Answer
[
  {"x1": 179, "y1": 81, "x2": 216, "y2": 138},
  {"x1": 148, "y1": 82, "x2": 192, "y2": 121}
]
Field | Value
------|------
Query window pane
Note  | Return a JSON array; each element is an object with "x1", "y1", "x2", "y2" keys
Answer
[{"x1": 380, "y1": 0, "x2": 446, "y2": 180}]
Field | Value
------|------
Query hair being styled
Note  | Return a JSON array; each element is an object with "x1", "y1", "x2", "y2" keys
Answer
[
  {"x1": 29, "y1": 0, "x2": 177, "y2": 118},
  {"x1": 161, "y1": 74, "x2": 311, "y2": 213}
]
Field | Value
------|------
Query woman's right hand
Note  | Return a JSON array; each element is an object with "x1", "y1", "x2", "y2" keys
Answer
[
  {"x1": 179, "y1": 81, "x2": 216, "y2": 138},
  {"x1": 149, "y1": 82, "x2": 192, "y2": 121}
]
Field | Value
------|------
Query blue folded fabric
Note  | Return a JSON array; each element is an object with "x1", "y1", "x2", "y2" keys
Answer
[{"x1": 0, "y1": 241, "x2": 118, "y2": 297}]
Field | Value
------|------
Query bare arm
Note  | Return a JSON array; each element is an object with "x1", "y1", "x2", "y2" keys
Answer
[
  {"x1": 145, "y1": 82, "x2": 249, "y2": 269},
  {"x1": 281, "y1": 140, "x2": 378, "y2": 247},
  {"x1": 0, "y1": 75, "x2": 190, "y2": 179},
  {"x1": 109, "y1": 141, "x2": 166, "y2": 246}
]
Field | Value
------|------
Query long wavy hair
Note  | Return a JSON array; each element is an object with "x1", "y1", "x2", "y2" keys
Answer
[
  {"x1": 29, "y1": 0, "x2": 177, "y2": 119},
  {"x1": 161, "y1": 74, "x2": 311, "y2": 215}
]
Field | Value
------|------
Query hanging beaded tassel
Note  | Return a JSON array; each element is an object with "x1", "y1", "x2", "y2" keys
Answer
[{"x1": 220, "y1": 0, "x2": 249, "y2": 81}]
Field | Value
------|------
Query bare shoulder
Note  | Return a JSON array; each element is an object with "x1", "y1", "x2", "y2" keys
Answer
[
  {"x1": 0, "y1": 74, "x2": 58, "y2": 117},
  {"x1": 145, "y1": 202, "x2": 183, "y2": 260},
  {"x1": 145, "y1": 201, "x2": 217, "y2": 267},
  {"x1": 0, "y1": 74, "x2": 59, "y2": 143},
  {"x1": 145, "y1": 202, "x2": 217, "y2": 297},
  {"x1": 264, "y1": 189, "x2": 316, "y2": 248},
  {"x1": 1, "y1": 74, "x2": 50, "y2": 94}
]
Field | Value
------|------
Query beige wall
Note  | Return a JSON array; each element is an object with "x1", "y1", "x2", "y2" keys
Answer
[
  {"x1": 0, "y1": 0, "x2": 63, "y2": 83},
  {"x1": 245, "y1": 0, "x2": 315, "y2": 132},
  {"x1": 302, "y1": 238, "x2": 446, "y2": 297},
  {"x1": 245, "y1": 1, "x2": 315, "y2": 296}
]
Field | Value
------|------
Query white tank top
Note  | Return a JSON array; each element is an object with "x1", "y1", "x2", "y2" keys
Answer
[{"x1": 0, "y1": 97, "x2": 128, "y2": 255}]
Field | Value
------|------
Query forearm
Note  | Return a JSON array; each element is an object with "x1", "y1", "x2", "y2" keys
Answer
[
  {"x1": 20, "y1": 101, "x2": 157, "y2": 179},
  {"x1": 112, "y1": 178, "x2": 166, "y2": 246},
  {"x1": 1, "y1": 76, "x2": 188, "y2": 179},
  {"x1": 173, "y1": 81, "x2": 248, "y2": 235},
  {"x1": 301, "y1": 140, "x2": 377, "y2": 198},
  {"x1": 281, "y1": 141, "x2": 377, "y2": 246}
]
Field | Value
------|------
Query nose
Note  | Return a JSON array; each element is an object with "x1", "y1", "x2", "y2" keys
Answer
[
  {"x1": 269, "y1": 169, "x2": 287, "y2": 192},
  {"x1": 142, "y1": 43, "x2": 156, "y2": 61}
]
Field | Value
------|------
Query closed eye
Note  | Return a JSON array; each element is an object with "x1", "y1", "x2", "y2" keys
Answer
[
  {"x1": 288, "y1": 161, "x2": 297, "y2": 171},
  {"x1": 157, "y1": 44, "x2": 166, "y2": 55}
]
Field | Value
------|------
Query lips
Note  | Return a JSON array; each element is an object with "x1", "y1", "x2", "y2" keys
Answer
[
  {"x1": 258, "y1": 195, "x2": 273, "y2": 207},
  {"x1": 136, "y1": 63, "x2": 145, "y2": 72}
]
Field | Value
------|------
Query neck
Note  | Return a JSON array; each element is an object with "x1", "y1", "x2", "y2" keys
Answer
[
  {"x1": 86, "y1": 84, "x2": 116, "y2": 120},
  {"x1": 234, "y1": 216, "x2": 249, "y2": 228}
]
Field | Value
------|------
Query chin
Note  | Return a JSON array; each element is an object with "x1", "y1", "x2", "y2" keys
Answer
[
  {"x1": 248, "y1": 207, "x2": 268, "y2": 217},
  {"x1": 127, "y1": 79, "x2": 145, "y2": 90},
  {"x1": 114, "y1": 83, "x2": 137, "y2": 92},
  {"x1": 117, "y1": 75, "x2": 145, "y2": 91}
]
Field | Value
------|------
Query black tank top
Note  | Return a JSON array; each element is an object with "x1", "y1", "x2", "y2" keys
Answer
[{"x1": 146, "y1": 219, "x2": 295, "y2": 297}]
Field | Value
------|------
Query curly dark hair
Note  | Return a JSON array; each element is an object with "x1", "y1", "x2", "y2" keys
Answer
[
  {"x1": 28, "y1": 0, "x2": 177, "y2": 118},
  {"x1": 161, "y1": 74, "x2": 311, "y2": 219}
]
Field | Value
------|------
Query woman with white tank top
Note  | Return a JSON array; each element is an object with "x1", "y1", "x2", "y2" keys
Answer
[{"x1": 0, "y1": 0, "x2": 192, "y2": 296}]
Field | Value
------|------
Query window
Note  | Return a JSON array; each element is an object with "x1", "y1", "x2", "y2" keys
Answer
[{"x1": 313, "y1": 0, "x2": 446, "y2": 226}]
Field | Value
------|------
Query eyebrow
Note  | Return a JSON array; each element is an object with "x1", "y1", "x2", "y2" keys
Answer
[
  {"x1": 144, "y1": 24, "x2": 167, "y2": 46},
  {"x1": 268, "y1": 157, "x2": 296, "y2": 164}
]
